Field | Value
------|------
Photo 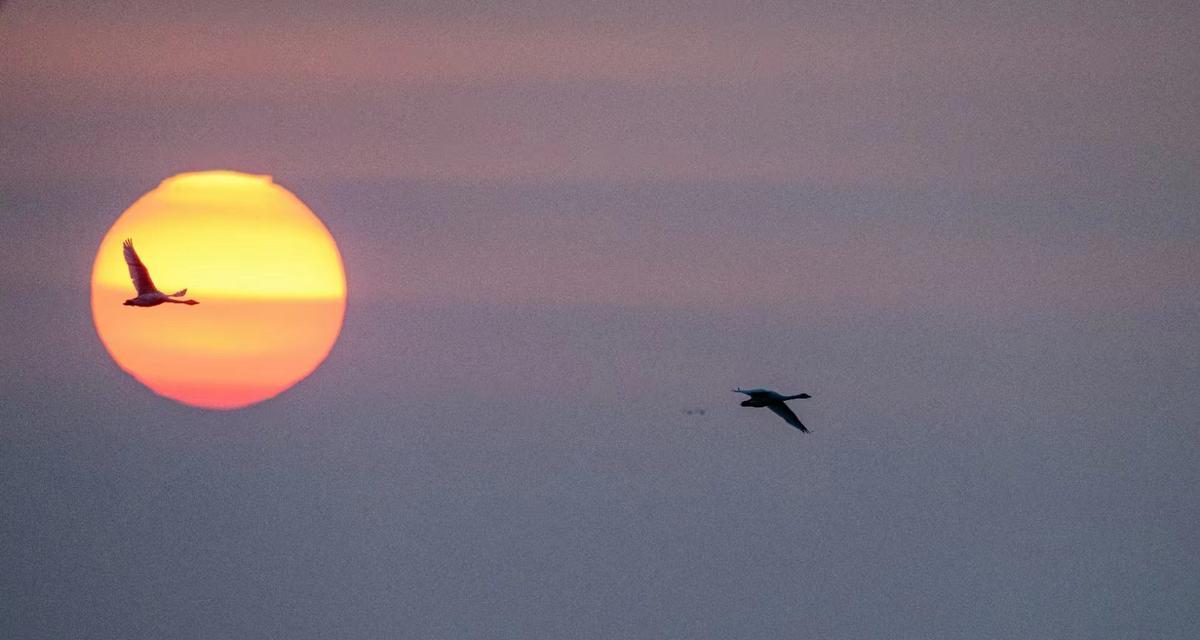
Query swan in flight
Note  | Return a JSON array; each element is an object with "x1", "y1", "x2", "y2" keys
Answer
[
  {"x1": 734, "y1": 387, "x2": 811, "y2": 432},
  {"x1": 121, "y1": 239, "x2": 199, "y2": 307}
]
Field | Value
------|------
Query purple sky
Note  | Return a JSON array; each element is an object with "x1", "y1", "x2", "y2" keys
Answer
[{"x1": 2, "y1": 1, "x2": 1199, "y2": 638}]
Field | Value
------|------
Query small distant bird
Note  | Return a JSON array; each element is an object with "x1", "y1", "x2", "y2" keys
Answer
[
  {"x1": 733, "y1": 387, "x2": 812, "y2": 432},
  {"x1": 683, "y1": 409, "x2": 707, "y2": 416},
  {"x1": 121, "y1": 239, "x2": 199, "y2": 307}
]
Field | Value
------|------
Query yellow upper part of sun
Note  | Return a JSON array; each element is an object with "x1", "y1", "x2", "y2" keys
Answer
[{"x1": 92, "y1": 171, "x2": 346, "y2": 300}]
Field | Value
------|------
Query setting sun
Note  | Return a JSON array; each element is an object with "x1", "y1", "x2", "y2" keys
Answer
[{"x1": 91, "y1": 170, "x2": 346, "y2": 409}]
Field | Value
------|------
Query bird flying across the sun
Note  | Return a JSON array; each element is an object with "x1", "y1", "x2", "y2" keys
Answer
[
  {"x1": 734, "y1": 387, "x2": 812, "y2": 432},
  {"x1": 121, "y1": 239, "x2": 199, "y2": 307}
]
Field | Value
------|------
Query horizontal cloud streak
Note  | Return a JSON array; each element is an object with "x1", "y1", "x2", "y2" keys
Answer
[{"x1": 3, "y1": 3, "x2": 1196, "y2": 184}]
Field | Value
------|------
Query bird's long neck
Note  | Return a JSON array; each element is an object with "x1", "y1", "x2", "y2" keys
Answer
[{"x1": 164, "y1": 298, "x2": 198, "y2": 304}]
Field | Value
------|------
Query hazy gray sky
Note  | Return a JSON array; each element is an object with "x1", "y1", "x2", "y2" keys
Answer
[{"x1": 2, "y1": 1, "x2": 1198, "y2": 638}]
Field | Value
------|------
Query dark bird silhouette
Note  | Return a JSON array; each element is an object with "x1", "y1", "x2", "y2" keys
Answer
[
  {"x1": 121, "y1": 239, "x2": 199, "y2": 307},
  {"x1": 733, "y1": 387, "x2": 811, "y2": 432}
]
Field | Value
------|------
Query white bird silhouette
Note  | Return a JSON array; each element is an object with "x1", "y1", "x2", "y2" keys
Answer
[
  {"x1": 733, "y1": 387, "x2": 812, "y2": 432},
  {"x1": 121, "y1": 239, "x2": 199, "y2": 307}
]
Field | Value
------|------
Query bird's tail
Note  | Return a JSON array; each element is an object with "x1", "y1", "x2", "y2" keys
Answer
[{"x1": 169, "y1": 288, "x2": 188, "y2": 297}]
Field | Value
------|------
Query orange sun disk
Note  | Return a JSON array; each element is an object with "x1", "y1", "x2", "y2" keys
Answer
[{"x1": 91, "y1": 171, "x2": 347, "y2": 409}]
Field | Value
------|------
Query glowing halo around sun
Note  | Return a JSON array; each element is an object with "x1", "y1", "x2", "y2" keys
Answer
[{"x1": 91, "y1": 170, "x2": 347, "y2": 410}]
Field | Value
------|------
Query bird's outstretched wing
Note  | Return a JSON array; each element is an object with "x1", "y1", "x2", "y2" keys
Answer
[
  {"x1": 122, "y1": 239, "x2": 157, "y2": 295},
  {"x1": 768, "y1": 402, "x2": 809, "y2": 432}
]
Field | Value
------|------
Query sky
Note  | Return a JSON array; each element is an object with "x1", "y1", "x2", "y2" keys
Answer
[{"x1": 2, "y1": 1, "x2": 1199, "y2": 637}]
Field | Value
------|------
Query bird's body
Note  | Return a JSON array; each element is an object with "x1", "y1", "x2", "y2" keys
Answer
[
  {"x1": 121, "y1": 239, "x2": 199, "y2": 307},
  {"x1": 734, "y1": 387, "x2": 812, "y2": 432},
  {"x1": 122, "y1": 290, "x2": 196, "y2": 307}
]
